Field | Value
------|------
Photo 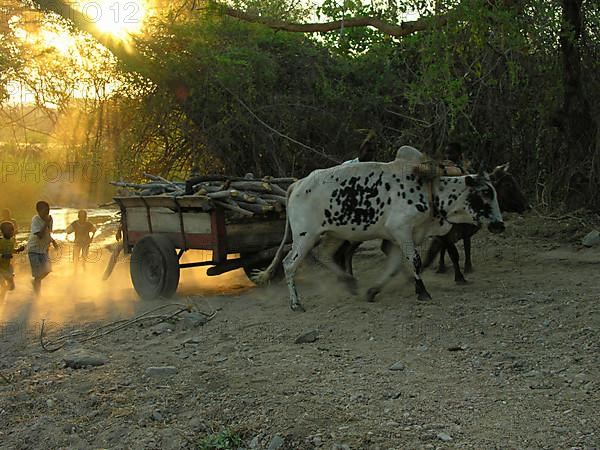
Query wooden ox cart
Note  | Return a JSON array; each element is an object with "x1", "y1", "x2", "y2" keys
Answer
[{"x1": 114, "y1": 193, "x2": 288, "y2": 300}]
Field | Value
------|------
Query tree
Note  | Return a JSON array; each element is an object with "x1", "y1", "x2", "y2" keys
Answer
[
  {"x1": 554, "y1": 0, "x2": 597, "y2": 207},
  {"x1": 11, "y1": 0, "x2": 600, "y2": 208}
]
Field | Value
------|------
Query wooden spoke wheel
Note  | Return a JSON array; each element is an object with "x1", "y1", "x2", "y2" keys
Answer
[{"x1": 130, "y1": 234, "x2": 180, "y2": 300}]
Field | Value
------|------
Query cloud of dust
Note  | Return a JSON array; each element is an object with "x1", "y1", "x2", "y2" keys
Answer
[
  {"x1": 177, "y1": 250, "x2": 255, "y2": 296},
  {"x1": 0, "y1": 157, "x2": 255, "y2": 333},
  {"x1": 0, "y1": 242, "x2": 139, "y2": 330},
  {"x1": 0, "y1": 245, "x2": 255, "y2": 337}
]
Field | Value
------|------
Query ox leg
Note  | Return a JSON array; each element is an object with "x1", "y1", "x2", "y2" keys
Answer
[
  {"x1": 315, "y1": 237, "x2": 358, "y2": 294},
  {"x1": 411, "y1": 255, "x2": 432, "y2": 301},
  {"x1": 366, "y1": 232, "x2": 431, "y2": 302},
  {"x1": 463, "y1": 236, "x2": 473, "y2": 273},
  {"x1": 344, "y1": 242, "x2": 360, "y2": 277},
  {"x1": 396, "y1": 233, "x2": 432, "y2": 301},
  {"x1": 422, "y1": 237, "x2": 443, "y2": 270},
  {"x1": 381, "y1": 239, "x2": 392, "y2": 256},
  {"x1": 442, "y1": 238, "x2": 467, "y2": 284},
  {"x1": 335, "y1": 241, "x2": 361, "y2": 277},
  {"x1": 365, "y1": 244, "x2": 404, "y2": 302},
  {"x1": 333, "y1": 241, "x2": 349, "y2": 273},
  {"x1": 283, "y1": 235, "x2": 320, "y2": 312},
  {"x1": 437, "y1": 246, "x2": 447, "y2": 273}
]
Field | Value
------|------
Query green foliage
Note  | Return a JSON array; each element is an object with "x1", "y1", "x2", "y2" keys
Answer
[
  {"x1": 4, "y1": 0, "x2": 599, "y2": 207},
  {"x1": 198, "y1": 429, "x2": 243, "y2": 450},
  {"x1": 317, "y1": 0, "x2": 395, "y2": 54},
  {"x1": 111, "y1": 0, "x2": 598, "y2": 209}
]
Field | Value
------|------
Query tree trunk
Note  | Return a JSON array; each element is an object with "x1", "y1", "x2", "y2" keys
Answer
[{"x1": 557, "y1": 0, "x2": 597, "y2": 208}]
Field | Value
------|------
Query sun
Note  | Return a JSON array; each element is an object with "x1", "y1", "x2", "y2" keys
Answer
[{"x1": 81, "y1": 0, "x2": 147, "y2": 39}]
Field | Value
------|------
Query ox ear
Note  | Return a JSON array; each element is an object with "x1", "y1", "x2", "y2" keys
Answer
[
  {"x1": 493, "y1": 162, "x2": 510, "y2": 175},
  {"x1": 465, "y1": 175, "x2": 477, "y2": 187}
]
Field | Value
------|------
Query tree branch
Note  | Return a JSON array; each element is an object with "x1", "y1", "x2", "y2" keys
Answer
[
  {"x1": 217, "y1": 0, "x2": 525, "y2": 38},
  {"x1": 220, "y1": 5, "x2": 435, "y2": 38}
]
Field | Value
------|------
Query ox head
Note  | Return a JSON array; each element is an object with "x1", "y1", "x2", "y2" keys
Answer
[
  {"x1": 490, "y1": 162, "x2": 530, "y2": 214},
  {"x1": 464, "y1": 173, "x2": 505, "y2": 233}
]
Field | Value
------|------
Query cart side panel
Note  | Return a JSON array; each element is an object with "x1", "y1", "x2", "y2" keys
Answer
[
  {"x1": 126, "y1": 231, "x2": 215, "y2": 249},
  {"x1": 126, "y1": 207, "x2": 212, "y2": 234},
  {"x1": 124, "y1": 207, "x2": 216, "y2": 250}
]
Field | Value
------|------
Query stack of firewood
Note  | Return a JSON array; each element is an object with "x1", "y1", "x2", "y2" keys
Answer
[{"x1": 111, "y1": 173, "x2": 296, "y2": 217}]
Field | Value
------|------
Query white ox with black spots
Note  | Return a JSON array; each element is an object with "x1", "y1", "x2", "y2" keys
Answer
[{"x1": 253, "y1": 158, "x2": 505, "y2": 311}]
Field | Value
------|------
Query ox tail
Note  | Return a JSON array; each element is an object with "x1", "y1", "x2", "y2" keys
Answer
[{"x1": 251, "y1": 183, "x2": 294, "y2": 285}]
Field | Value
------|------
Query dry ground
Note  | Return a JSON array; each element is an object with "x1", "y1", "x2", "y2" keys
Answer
[{"x1": 1, "y1": 213, "x2": 599, "y2": 449}]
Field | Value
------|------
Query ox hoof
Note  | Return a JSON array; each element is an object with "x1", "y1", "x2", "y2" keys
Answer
[
  {"x1": 436, "y1": 266, "x2": 447, "y2": 274},
  {"x1": 417, "y1": 291, "x2": 432, "y2": 301},
  {"x1": 464, "y1": 265, "x2": 473, "y2": 274},
  {"x1": 455, "y1": 278, "x2": 468, "y2": 285},
  {"x1": 290, "y1": 303, "x2": 305, "y2": 312},
  {"x1": 366, "y1": 287, "x2": 379, "y2": 303}
]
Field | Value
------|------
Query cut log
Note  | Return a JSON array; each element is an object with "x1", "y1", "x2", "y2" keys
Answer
[
  {"x1": 265, "y1": 201, "x2": 283, "y2": 212},
  {"x1": 250, "y1": 195, "x2": 268, "y2": 205},
  {"x1": 113, "y1": 173, "x2": 292, "y2": 217},
  {"x1": 214, "y1": 200, "x2": 254, "y2": 216},
  {"x1": 263, "y1": 177, "x2": 297, "y2": 184},
  {"x1": 143, "y1": 173, "x2": 185, "y2": 187},
  {"x1": 232, "y1": 191, "x2": 258, "y2": 203},
  {"x1": 110, "y1": 181, "x2": 149, "y2": 189},
  {"x1": 140, "y1": 188, "x2": 167, "y2": 196},
  {"x1": 192, "y1": 184, "x2": 225, "y2": 193},
  {"x1": 260, "y1": 194, "x2": 287, "y2": 206},
  {"x1": 268, "y1": 183, "x2": 288, "y2": 196},
  {"x1": 206, "y1": 190, "x2": 234, "y2": 200},
  {"x1": 230, "y1": 181, "x2": 274, "y2": 193},
  {"x1": 235, "y1": 201, "x2": 274, "y2": 214}
]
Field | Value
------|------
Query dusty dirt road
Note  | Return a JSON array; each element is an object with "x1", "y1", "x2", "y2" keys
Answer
[{"x1": 0, "y1": 213, "x2": 599, "y2": 449}]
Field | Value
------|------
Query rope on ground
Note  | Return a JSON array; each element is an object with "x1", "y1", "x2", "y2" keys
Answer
[{"x1": 40, "y1": 301, "x2": 218, "y2": 353}]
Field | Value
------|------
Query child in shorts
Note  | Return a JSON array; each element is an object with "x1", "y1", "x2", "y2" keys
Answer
[
  {"x1": 0, "y1": 221, "x2": 25, "y2": 300},
  {"x1": 28, "y1": 201, "x2": 58, "y2": 297}
]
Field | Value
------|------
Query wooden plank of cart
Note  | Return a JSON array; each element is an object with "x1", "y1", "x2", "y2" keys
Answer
[{"x1": 114, "y1": 194, "x2": 287, "y2": 300}]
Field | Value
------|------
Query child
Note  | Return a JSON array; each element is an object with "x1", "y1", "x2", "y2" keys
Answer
[
  {"x1": 0, "y1": 221, "x2": 25, "y2": 300},
  {"x1": 1, "y1": 208, "x2": 18, "y2": 234},
  {"x1": 27, "y1": 201, "x2": 58, "y2": 297},
  {"x1": 66, "y1": 210, "x2": 96, "y2": 271}
]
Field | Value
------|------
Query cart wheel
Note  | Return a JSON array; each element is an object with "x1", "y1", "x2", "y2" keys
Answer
[
  {"x1": 130, "y1": 234, "x2": 180, "y2": 300},
  {"x1": 240, "y1": 252, "x2": 283, "y2": 281}
]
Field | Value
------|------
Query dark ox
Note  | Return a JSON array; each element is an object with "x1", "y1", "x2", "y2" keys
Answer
[
  {"x1": 422, "y1": 162, "x2": 529, "y2": 283},
  {"x1": 253, "y1": 160, "x2": 505, "y2": 311}
]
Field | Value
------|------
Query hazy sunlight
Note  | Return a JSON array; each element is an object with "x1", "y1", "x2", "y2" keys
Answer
[{"x1": 81, "y1": 0, "x2": 147, "y2": 39}]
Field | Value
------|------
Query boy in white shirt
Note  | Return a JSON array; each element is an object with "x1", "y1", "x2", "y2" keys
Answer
[{"x1": 27, "y1": 201, "x2": 58, "y2": 297}]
